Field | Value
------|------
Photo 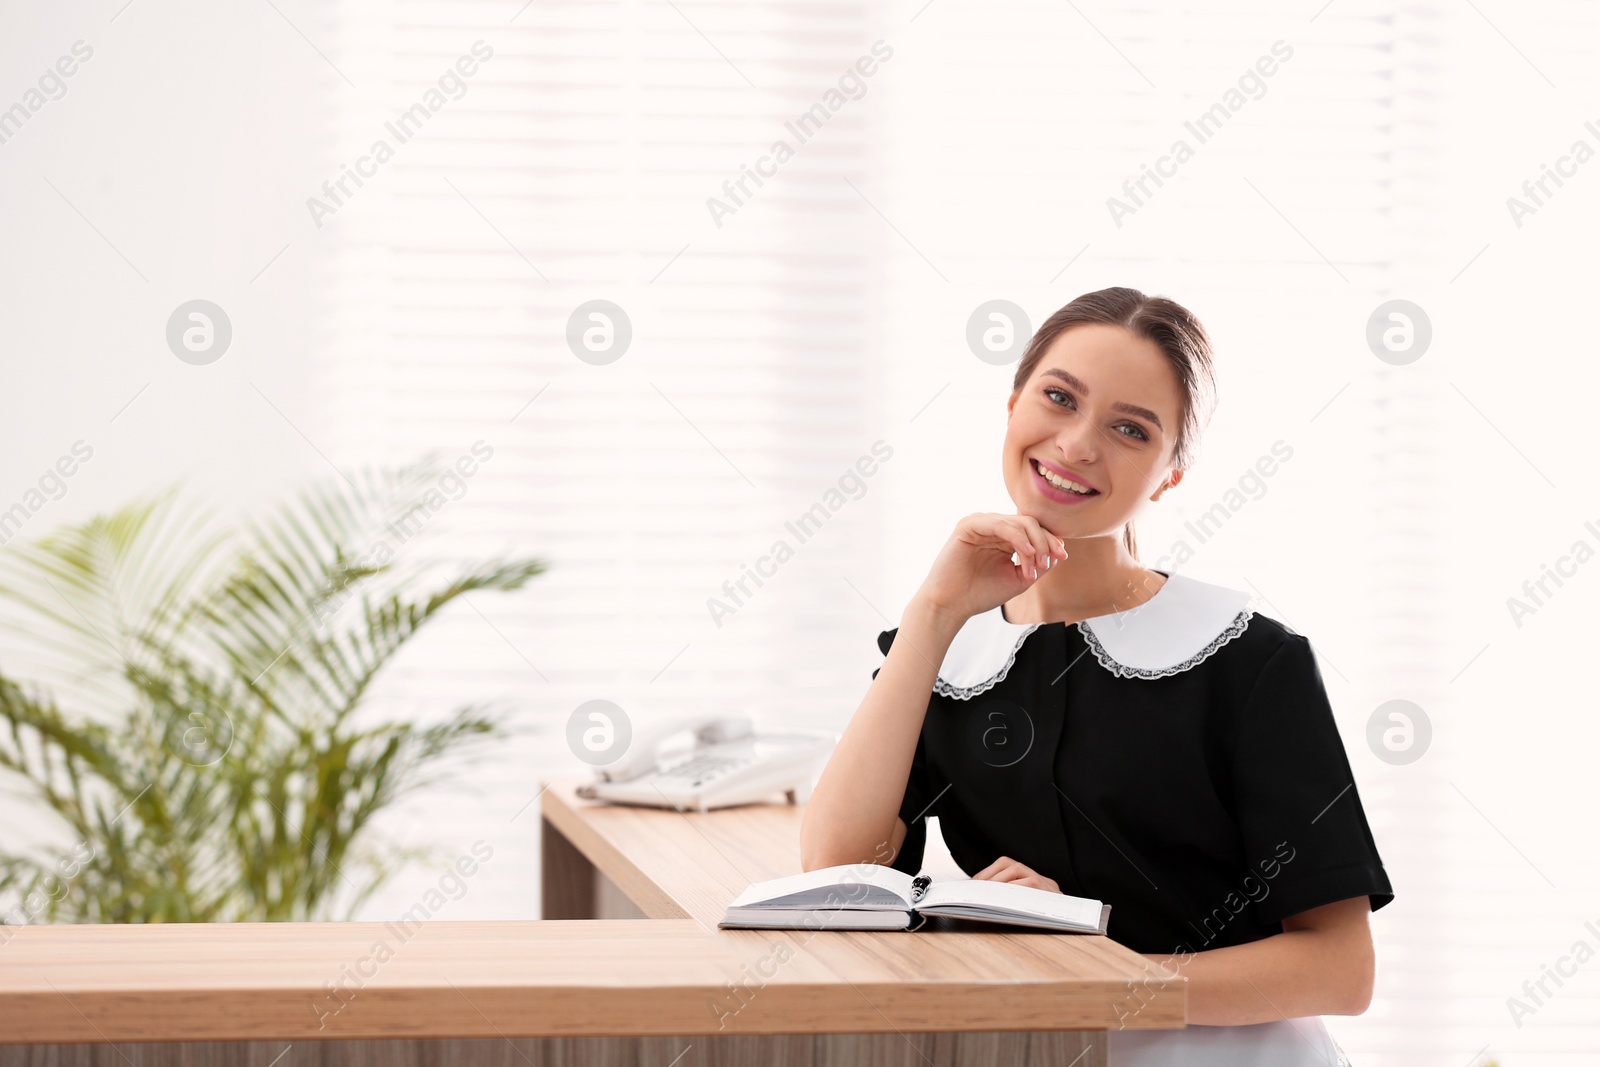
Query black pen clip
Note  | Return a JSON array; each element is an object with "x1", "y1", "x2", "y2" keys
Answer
[{"x1": 910, "y1": 873, "x2": 932, "y2": 904}]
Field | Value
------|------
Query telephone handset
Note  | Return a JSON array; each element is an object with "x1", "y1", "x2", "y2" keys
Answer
[{"x1": 576, "y1": 714, "x2": 837, "y2": 812}]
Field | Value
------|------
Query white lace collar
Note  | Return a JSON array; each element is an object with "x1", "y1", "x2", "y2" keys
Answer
[{"x1": 933, "y1": 570, "x2": 1257, "y2": 698}]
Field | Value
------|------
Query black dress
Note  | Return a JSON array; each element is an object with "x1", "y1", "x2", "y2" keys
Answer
[{"x1": 874, "y1": 568, "x2": 1394, "y2": 957}]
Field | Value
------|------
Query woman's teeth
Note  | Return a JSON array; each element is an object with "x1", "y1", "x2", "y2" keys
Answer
[{"x1": 1035, "y1": 460, "x2": 1096, "y2": 495}]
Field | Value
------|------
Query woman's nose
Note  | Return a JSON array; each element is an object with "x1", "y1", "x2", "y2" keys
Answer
[{"x1": 1056, "y1": 419, "x2": 1100, "y2": 465}]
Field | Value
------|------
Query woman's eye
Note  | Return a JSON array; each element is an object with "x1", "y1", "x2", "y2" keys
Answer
[
  {"x1": 1044, "y1": 387, "x2": 1074, "y2": 408},
  {"x1": 1045, "y1": 388, "x2": 1150, "y2": 442}
]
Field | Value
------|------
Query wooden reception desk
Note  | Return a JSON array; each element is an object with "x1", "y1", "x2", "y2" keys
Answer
[{"x1": 0, "y1": 779, "x2": 1183, "y2": 1065}]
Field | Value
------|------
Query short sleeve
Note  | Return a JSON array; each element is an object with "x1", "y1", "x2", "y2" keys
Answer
[
  {"x1": 1230, "y1": 635, "x2": 1394, "y2": 924},
  {"x1": 874, "y1": 626, "x2": 932, "y2": 876}
]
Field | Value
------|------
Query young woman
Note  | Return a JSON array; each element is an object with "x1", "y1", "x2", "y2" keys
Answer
[{"x1": 799, "y1": 287, "x2": 1392, "y2": 1066}]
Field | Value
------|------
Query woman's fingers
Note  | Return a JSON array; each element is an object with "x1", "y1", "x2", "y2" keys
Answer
[
  {"x1": 1008, "y1": 517, "x2": 1052, "y2": 573},
  {"x1": 994, "y1": 871, "x2": 1061, "y2": 893},
  {"x1": 978, "y1": 859, "x2": 1031, "y2": 882},
  {"x1": 973, "y1": 856, "x2": 1005, "y2": 879},
  {"x1": 974, "y1": 856, "x2": 1062, "y2": 893},
  {"x1": 962, "y1": 513, "x2": 1065, "y2": 584},
  {"x1": 1007, "y1": 516, "x2": 1066, "y2": 576},
  {"x1": 985, "y1": 519, "x2": 1037, "y2": 580},
  {"x1": 960, "y1": 516, "x2": 1030, "y2": 580},
  {"x1": 995, "y1": 517, "x2": 1054, "y2": 579},
  {"x1": 973, "y1": 855, "x2": 1018, "y2": 879},
  {"x1": 1017, "y1": 876, "x2": 1061, "y2": 893}
]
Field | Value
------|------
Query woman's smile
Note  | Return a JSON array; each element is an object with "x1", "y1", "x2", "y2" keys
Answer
[{"x1": 1029, "y1": 457, "x2": 1100, "y2": 505}]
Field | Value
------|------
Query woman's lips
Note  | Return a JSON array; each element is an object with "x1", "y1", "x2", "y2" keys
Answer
[{"x1": 1031, "y1": 459, "x2": 1099, "y2": 505}]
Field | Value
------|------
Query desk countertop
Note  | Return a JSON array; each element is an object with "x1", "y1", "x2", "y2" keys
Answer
[{"x1": 0, "y1": 779, "x2": 1183, "y2": 1043}]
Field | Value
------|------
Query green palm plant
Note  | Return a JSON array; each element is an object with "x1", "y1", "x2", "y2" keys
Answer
[{"x1": 0, "y1": 462, "x2": 544, "y2": 924}]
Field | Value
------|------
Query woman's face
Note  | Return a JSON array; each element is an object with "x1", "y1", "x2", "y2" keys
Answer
[{"x1": 1003, "y1": 323, "x2": 1185, "y2": 540}]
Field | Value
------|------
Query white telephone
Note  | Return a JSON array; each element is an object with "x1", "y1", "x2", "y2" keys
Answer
[{"x1": 575, "y1": 715, "x2": 837, "y2": 812}]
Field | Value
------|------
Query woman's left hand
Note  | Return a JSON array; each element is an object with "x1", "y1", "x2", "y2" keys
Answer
[{"x1": 973, "y1": 855, "x2": 1060, "y2": 893}]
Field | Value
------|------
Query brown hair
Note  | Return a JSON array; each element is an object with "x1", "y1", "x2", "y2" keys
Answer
[{"x1": 1010, "y1": 286, "x2": 1218, "y2": 560}]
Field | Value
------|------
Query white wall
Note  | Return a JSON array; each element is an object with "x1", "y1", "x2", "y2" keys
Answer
[{"x1": 4, "y1": 2, "x2": 1600, "y2": 1064}]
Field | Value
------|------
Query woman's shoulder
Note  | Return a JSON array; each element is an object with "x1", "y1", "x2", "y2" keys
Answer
[
  {"x1": 1224, "y1": 607, "x2": 1303, "y2": 649},
  {"x1": 1204, "y1": 608, "x2": 1308, "y2": 675}
]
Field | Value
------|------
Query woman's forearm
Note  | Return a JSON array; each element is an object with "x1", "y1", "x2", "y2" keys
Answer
[
  {"x1": 799, "y1": 597, "x2": 963, "y2": 871},
  {"x1": 1136, "y1": 902, "x2": 1374, "y2": 1026}
]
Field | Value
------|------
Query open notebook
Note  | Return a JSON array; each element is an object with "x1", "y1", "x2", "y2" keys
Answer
[{"x1": 718, "y1": 863, "x2": 1110, "y2": 933}]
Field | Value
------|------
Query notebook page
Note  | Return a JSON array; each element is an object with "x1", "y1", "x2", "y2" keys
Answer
[
  {"x1": 719, "y1": 908, "x2": 911, "y2": 930},
  {"x1": 916, "y1": 878, "x2": 1102, "y2": 928},
  {"x1": 725, "y1": 862, "x2": 915, "y2": 910}
]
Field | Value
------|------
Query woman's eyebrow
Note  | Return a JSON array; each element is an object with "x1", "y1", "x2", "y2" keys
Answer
[{"x1": 1039, "y1": 368, "x2": 1164, "y2": 431}]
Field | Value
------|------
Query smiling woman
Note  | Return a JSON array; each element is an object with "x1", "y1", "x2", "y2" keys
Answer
[
  {"x1": 1001, "y1": 288, "x2": 1216, "y2": 587},
  {"x1": 800, "y1": 287, "x2": 1391, "y2": 1067}
]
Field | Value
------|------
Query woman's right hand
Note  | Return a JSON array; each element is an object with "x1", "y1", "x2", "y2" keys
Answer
[{"x1": 912, "y1": 512, "x2": 1067, "y2": 625}]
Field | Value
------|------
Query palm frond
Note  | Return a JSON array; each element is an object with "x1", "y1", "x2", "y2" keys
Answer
[{"x1": 0, "y1": 464, "x2": 545, "y2": 924}]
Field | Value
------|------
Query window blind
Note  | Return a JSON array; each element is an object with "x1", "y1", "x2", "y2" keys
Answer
[{"x1": 309, "y1": 2, "x2": 1599, "y2": 1062}]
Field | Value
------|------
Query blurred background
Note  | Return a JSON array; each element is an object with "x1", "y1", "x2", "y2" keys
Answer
[{"x1": 2, "y1": 0, "x2": 1598, "y2": 1063}]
